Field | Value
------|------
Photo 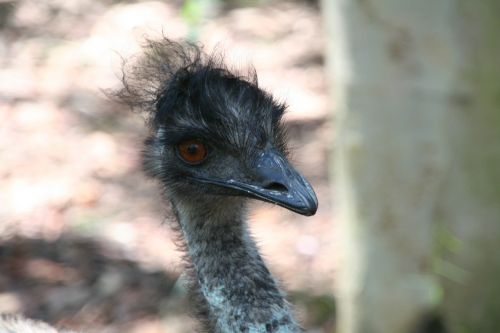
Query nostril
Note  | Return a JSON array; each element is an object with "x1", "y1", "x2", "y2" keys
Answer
[{"x1": 263, "y1": 181, "x2": 288, "y2": 192}]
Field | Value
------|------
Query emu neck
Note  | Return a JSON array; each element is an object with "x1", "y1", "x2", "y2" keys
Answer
[{"x1": 172, "y1": 197, "x2": 299, "y2": 333}]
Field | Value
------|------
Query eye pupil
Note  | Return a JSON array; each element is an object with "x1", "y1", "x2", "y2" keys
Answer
[
  {"x1": 177, "y1": 139, "x2": 207, "y2": 164},
  {"x1": 187, "y1": 145, "x2": 198, "y2": 155}
]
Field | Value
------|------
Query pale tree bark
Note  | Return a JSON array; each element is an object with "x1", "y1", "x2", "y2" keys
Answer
[{"x1": 321, "y1": 1, "x2": 500, "y2": 332}]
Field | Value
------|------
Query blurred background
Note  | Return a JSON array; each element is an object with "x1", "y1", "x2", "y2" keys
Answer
[
  {"x1": 3, "y1": 1, "x2": 498, "y2": 333},
  {"x1": 0, "y1": 0, "x2": 335, "y2": 332}
]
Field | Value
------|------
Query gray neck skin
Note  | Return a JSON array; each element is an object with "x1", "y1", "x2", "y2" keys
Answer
[{"x1": 172, "y1": 196, "x2": 300, "y2": 333}]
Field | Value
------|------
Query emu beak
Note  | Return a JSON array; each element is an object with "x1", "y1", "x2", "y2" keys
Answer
[{"x1": 222, "y1": 150, "x2": 318, "y2": 216}]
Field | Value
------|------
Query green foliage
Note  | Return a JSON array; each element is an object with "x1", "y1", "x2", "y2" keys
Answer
[
  {"x1": 182, "y1": 0, "x2": 223, "y2": 41},
  {"x1": 290, "y1": 291, "x2": 336, "y2": 328},
  {"x1": 181, "y1": 0, "x2": 206, "y2": 26}
]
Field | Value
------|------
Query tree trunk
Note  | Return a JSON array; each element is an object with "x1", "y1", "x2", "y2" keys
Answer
[{"x1": 321, "y1": 1, "x2": 500, "y2": 332}]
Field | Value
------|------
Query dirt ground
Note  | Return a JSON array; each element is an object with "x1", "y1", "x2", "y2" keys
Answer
[{"x1": 0, "y1": 0, "x2": 335, "y2": 332}]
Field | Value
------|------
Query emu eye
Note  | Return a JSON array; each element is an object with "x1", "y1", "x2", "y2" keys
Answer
[{"x1": 177, "y1": 139, "x2": 208, "y2": 164}]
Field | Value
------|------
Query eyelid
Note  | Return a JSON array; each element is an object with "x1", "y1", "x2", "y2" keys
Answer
[{"x1": 156, "y1": 126, "x2": 219, "y2": 152}]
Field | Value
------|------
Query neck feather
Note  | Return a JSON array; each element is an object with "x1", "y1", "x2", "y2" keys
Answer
[{"x1": 172, "y1": 197, "x2": 300, "y2": 333}]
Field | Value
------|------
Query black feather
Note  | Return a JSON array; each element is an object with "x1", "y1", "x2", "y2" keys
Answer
[
  {"x1": 111, "y1": 37, "x2": 303, "y2": 333},
  {"x1": 112, "y1": 37, "x2": 288, "y2": 155}
]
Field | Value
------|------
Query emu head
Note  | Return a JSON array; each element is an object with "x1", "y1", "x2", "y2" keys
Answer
[{"x1": 116, "y1": 38, "x2": 317, "y2": 216}]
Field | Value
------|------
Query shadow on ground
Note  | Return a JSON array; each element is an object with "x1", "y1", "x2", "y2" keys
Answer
[
  {"x1": 0, "y1": 235, "x2": 335, "y2": 332},
  {"x1": 0, "y1": 235, "x2": 190, "y2": 332}
]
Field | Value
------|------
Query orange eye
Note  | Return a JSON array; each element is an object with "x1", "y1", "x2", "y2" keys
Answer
[{"x1": 177, "y1": 139, "x2": 208, "y2": 164}]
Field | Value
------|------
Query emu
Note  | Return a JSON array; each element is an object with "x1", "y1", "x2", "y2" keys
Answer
[{"x1": 0, "y1": 38, "x2": 318, "y2": 333}]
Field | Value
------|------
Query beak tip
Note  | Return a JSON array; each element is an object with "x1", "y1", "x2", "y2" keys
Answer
[
  {"x1": 302, "y1": 210, "x2": 316, "y2": 217},
  {"x1": 291, "y1": 189, "x2": 318, "y2": 216},
  {"x1": 302, "y1": 198, "x2": 318, "y2": 216}
]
